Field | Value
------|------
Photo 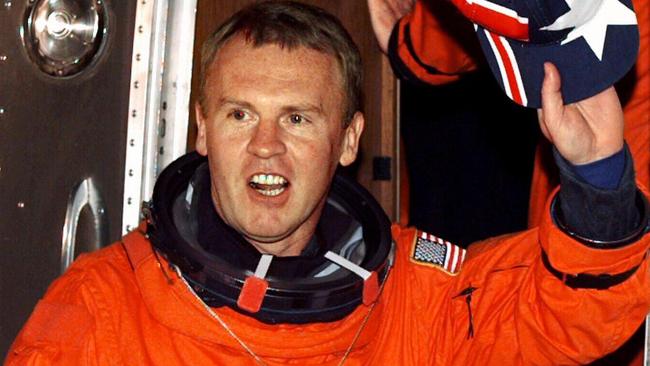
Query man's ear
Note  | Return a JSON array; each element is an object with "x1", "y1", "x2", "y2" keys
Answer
[
  {"x1": 195, "y1": 102, "x2": 208, "y2": 156},
  {"x1": 339, "y1": 112, "x2": 365, "y2": 167}
]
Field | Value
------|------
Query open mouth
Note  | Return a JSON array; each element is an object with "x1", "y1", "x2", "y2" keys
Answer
[{"x1": 249, "y1": 174, "x2": 289, "y2": 197}]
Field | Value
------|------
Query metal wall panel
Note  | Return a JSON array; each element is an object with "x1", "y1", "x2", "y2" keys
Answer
[{"x1": 0, "y1": 0, "x2": 137, "y2": 355}]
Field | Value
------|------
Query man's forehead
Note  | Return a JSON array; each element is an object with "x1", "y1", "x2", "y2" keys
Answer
[
  {"x1": 200, "y1": 38, "x2": 346, "y2": 113},
  {"x1": 207, "y1": 35, "x2": 342, "y2": 82}
]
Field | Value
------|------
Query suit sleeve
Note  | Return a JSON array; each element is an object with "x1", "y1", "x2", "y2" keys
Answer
[
  {"x1": 523, "y1": 190, "x2": 649, "y2": 363},
  {"x1": 454, "y1": 177, "x2": 650, "y2": 364},
  {"x1": 387, "y1": 0, "x2": 483, "y2": 86}
]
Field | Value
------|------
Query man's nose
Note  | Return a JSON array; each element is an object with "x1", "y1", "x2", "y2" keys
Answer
[{"x1": 246, "y1": 119, "x2": 287, "y2": 158}]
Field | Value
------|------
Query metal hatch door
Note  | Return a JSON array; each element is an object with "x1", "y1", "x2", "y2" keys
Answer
[{"x1": 0, "y1": 0, "x2": 137, "y2": 355}]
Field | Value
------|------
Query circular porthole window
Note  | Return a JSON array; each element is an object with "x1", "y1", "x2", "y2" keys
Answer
[{"x1": 22, "y1": 0, "x2": 108, "y2": 77}]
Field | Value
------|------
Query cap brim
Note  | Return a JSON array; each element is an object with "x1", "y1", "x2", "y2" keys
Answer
[{"x1": 475, "y1": 23, "x2": 639, "y2": 108}]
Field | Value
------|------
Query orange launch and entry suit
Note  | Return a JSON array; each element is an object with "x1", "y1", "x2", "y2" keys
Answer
[
  {"x1": 7, "y1": 189, "x2": 650, "y2": 365},
  {"x1": 387, "y1": 0, "x2": 650, "y2": 227}
]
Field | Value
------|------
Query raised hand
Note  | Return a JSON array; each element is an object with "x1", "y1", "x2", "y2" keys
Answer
[
  {"x1": 367, "y1": 0, "x2": 416, "y2": 53},
  {"x1": 538, "y1": 62, "x2": 625, "y2": 165}
]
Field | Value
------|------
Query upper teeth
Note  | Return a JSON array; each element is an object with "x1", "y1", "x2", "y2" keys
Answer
[{"x1": 251, "y1": 174, "x2": 287, "y2": 185}]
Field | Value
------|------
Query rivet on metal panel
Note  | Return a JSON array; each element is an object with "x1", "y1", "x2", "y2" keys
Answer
[
  {"x1": 129, "y1": 139, "x2": 135, "y2": 147},
  {"x1": 128, "y1": 169, "x2": 134, "y2": 177},
  {"x1": 159, "y1": 118, "x2": 166, "y2": 137},
  {"x1": 17, "y1": 202, "x2": 25, "y2": 208}
]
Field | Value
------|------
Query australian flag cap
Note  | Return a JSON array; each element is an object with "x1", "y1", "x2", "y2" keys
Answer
[{"x1": 450, "y1": 0, "x2": 639, "y2": 108}]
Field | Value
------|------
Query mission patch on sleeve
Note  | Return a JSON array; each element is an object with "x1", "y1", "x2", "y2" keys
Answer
[{"x1": 410, "y1": 230, "x2": 466, "y2": 275}]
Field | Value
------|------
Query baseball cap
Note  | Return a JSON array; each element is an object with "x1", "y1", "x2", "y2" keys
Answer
[{"x1": 449, "y1": 0, "x2": 639, "y2": 108}]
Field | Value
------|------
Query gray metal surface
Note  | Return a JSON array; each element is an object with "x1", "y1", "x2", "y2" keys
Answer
[
  {"x1": 121, "y1": 0, "x2": 194, "y2": 234},
  {"x1": 22, "y1": 0, "x2": 108, "y2": 77},
  {"x1": 157, "y1": 0, "x2": 195, "y2": 177},
  {"x1": 61, "y1": 177, "x2": 108, "y2": 272},
  {"x1": 0, "y1": 0, "x2": 136, "y2": 356},
  {"x1": 121, "y1": 0, "x2": 160, "y2": 233}
]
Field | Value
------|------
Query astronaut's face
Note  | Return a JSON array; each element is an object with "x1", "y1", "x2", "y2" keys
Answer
[{"x1": 195, "y1": 36, "x2": 364, "y2": 256}]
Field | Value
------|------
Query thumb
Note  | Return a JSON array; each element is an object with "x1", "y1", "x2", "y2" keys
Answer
[{"x1": 540, "y1": 62, "x2": 564, "y2": 131}]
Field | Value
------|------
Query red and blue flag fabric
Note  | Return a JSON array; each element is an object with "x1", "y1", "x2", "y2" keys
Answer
[{"x1": 450, "y1": 0, "x2": 639, "y2": 108}]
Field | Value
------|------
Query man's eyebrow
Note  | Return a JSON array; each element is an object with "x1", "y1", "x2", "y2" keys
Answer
[
  {"x1": 281, "y1": 103, "x2": 325, "y2": 115},
  {"x1": 216, "y1": 98, "x2": 325, "y2": 115},
  {"x1": 217, "y1": 98, "x2": 255, "y2": 109}
]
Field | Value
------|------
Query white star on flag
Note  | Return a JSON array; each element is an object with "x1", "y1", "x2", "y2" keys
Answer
[{"x1": 541, "y1": 0, "x2": 637, "y2": 60}]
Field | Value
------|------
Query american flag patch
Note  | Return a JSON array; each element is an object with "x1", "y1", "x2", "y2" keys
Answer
[{"x1": 410, "y1": 231, "x2": 466, "y2": 274}]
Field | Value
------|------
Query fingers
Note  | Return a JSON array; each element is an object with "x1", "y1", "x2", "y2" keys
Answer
[
  {"x1": 367, "y1": 0, "x2": 415, "y2": 53},
  {"x1": 367, "y1": 0, "x2": 397, "y2": 53}
]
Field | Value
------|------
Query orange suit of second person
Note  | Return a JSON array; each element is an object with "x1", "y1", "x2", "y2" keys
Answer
[{"x1": 7, "y1": 190, "x2": 650, "y2": 365}]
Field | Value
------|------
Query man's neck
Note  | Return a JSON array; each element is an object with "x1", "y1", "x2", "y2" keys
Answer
[{"x1": 246, "y1": 231, "x2": 314, "y2": 257}]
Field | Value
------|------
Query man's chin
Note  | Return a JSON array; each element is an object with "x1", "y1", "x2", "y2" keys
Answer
[
  {"x1": 244, "y1": 232, "x2": 290, "y2": 244},
  {"x1": 241, "y1": 226, "x2": 293, "y2": 245}
]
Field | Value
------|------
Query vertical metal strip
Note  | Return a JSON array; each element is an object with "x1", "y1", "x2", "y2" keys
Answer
[
  {"x1": 157, "y1": 0, "x2": 196, "y2": 171},
  {"x1": 122, "y1": 0, "x2": 171, "y2": 234},
  {"x1": 122, "y1": 0, "x2": 154, "y2": 233},
  {"x1": 141, "y1": 0, "x2": 169, "y2": 200}
]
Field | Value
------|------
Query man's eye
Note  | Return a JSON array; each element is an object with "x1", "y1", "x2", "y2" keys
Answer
[
  {"x1": 231, "y1": 110, "x2": 246, "y2": 120},
  {"x1": 289, "y1": 114, "x2": 304, "y2": 124}
]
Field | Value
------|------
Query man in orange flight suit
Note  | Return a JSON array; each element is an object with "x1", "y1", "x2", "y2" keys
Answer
[{"x1": 7, "y1": 1, "x2": 650, "y2": 365}]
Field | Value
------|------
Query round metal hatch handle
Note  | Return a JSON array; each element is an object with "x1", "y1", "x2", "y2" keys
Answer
[
  {"x1": 61, "y1": 177, "x2": 108, "y2": 273},
  {"x1": 22, "y1": 0, "x2": 107, "y2": 77}
]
